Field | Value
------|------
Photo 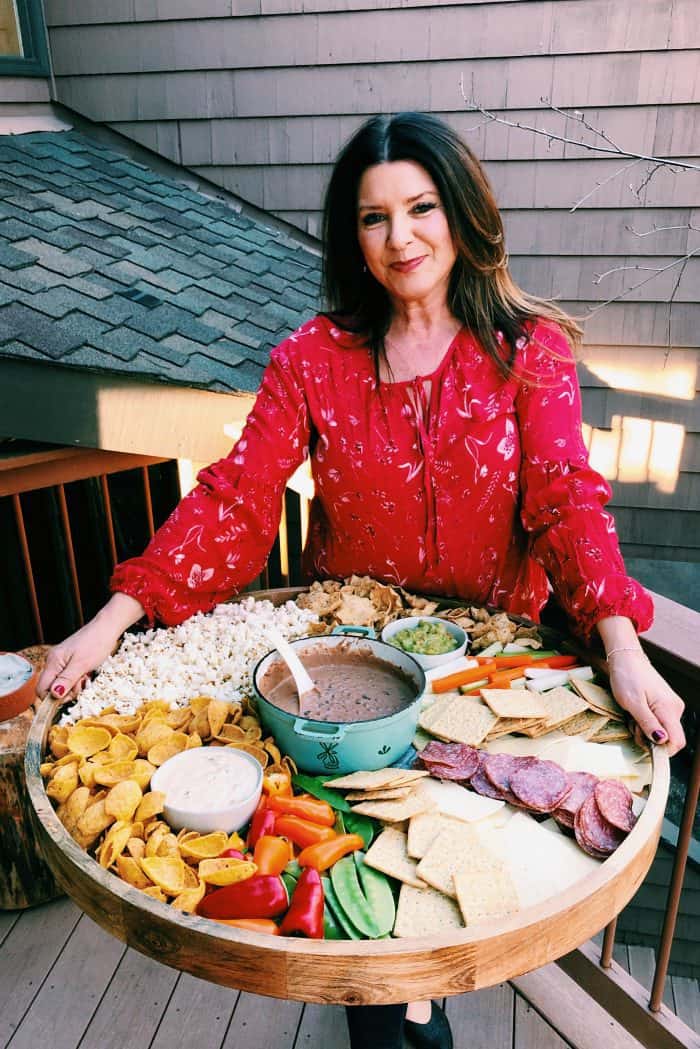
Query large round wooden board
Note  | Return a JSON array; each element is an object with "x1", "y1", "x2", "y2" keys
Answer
[{"x1": 25, "y1": 589, "x2": 669, "y2": 1004}]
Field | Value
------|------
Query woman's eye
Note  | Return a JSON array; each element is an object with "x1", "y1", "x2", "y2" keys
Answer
[
  {"x1": 412, "y1": 201, "x2": 437, "y2": 215},
  {"x1": 361, "y1": 212, "x2": 385, "y2": 227}
]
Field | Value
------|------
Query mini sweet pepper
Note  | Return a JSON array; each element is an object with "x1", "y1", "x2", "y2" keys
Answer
[
  {"x1": 279, "y1": 867, "x2": 325, "y2": 939},
  {"x1": 198, "y1": 874, "x2": 289, "y2": 921}
]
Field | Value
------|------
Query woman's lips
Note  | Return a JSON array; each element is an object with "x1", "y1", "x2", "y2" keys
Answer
[{"x1": 390, "y1": 256, "x2": 426, "y2": 273}]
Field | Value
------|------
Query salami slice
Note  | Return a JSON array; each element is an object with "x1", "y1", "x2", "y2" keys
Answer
[
  {"x1": 468, "y1": 759, "x2": 506, "y2": 801},
  {"x1": 573, "y1": 805, "x2": 610, "y2": 859},
  {"x1": 482, "y1": 753, "x2": 534, "y2": 805},
  {"x1": 509, "y1": 759, "x2": 572, "y2": 812},
  {"x1": 594, "y1": 780, "x2": 637, "y2": 833},
  {"x1": 419, "y1": 741, "x2": 480, "y2": 780},
  {"x1": 553, "y1": 771, "x2": 598, "y2": 827},
  {"x1": 575, "y1": 794, "x2": 625, "y2": 856}
]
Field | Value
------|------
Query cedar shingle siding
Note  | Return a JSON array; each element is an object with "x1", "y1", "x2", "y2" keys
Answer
[{"x1": 41, "y1": 0, "x2": 700, "y2": 576}]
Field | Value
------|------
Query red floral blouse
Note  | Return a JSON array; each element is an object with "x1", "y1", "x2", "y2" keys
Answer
[{"x1": 111, "y1": 315, "x2": 653, "y2": 641}]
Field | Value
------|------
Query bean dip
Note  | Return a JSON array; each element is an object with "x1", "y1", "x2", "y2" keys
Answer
[{"x1": 259, "y1": 643, "x2": 418, "y2": 723}]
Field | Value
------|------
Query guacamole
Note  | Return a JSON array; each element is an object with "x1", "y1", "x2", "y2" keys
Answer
[{"x1": 390, "y1": 620, "x2": 459, "y2": 656}]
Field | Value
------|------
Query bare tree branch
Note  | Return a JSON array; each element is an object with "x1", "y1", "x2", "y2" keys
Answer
[{"x1": 585, "y1": 246, "x2": 700, "y2": 316}]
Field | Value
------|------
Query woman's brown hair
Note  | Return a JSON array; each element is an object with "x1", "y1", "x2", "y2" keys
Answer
[{"x1": 322, "y1": 112, "x2": 582, "y2": 377}]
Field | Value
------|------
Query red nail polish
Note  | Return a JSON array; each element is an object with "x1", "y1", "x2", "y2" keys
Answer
[
  {"x1": 652, "y1": 730, "x2": 666, "y2": 742},
  {"x1": 54, "y1": 684, "x2": 65, "y2": 697}
]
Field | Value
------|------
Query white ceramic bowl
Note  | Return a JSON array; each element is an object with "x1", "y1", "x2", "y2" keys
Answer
[
  {"x1": 381, "y1": 615, "x2": 468, "y2": 670},
  {"x1": 150, "y1": 747, "x2": 263, "y2": 834}
]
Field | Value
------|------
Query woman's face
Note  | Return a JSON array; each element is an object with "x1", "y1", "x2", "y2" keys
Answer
[{"x1": 357, "y1": 160, "x2": 457, "y2": 310}]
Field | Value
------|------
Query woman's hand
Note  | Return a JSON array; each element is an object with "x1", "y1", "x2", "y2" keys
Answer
[
  {"x1": 607, "y1": 650, "x2": 686, "y2": 757},
  {"x1": 37, "y1": 593, "x2": 145, "y2": 701}
]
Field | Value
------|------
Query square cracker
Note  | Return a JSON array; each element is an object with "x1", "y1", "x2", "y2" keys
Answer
[
  {"x1": 570, "y1": 679, "x2": 625, "y2": 721},
  {"x1": 454, "y1": 862, "x2": 520, "y2": 926},
  {"x1": 350, "y1": 790, "x2": 436, "y2": 822},
  {"x1": 393, "y1": 883, "x2": 464, "y2": 938},
  {"x1": 558, "y1": 709, "x2": 609, "y2": 739},
  {"x1": 532, "y1": 686, "x2": 588, "y2": 731},
  {"x1": 480, "y1": 688, "x2": 547, "y2": 719},
  {"x1": 364, "y1": 827, "x2": 427, "y2": 887},
  {"x1": 590, "y1": 722, "x2": 632, "y2": 744},
  {"x1": 407, "y1": 812, "x2": 462, "y2": 859},
  {"x1": 416, "y1": 824, "x2": 482, "y2": 898},
  {"x1": 324, "y1": 769, "x2": 428, "y2": 790},
  {"x1": 428, "y1": 699, "x2": 497, "y2": 746},
  {"x1": 344, "y1": 786, "x2": 416, "y2": 802}
]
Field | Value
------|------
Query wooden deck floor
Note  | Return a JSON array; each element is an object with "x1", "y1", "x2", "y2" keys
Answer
[{"x1": 1, "y1": 898, "x2": 697, "y2": 1049}]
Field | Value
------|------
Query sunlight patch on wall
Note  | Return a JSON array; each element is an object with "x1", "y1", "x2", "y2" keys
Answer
[
  {"x1": 582, "y1": 416, "x2": 685, "y2": 495},
  {"x1": 584, "y1": 358, "x2": 697, "y2": 401}
]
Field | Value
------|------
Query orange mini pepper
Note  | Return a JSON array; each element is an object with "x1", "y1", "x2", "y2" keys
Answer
[
  {"x1": 275, "y1": 814, "x2": 337, "y2": 849},
  {"x1": 267, "y1": 794, "x2": 335, "y2": 827},
  {"x1": 297, "y1": 833, "x2": 364, "y2": 872},
  {"x1": 214, "y1": 918, "x2": 280, "y2": 935},
  {"x1": 253, "y1": 835, "x2": 291, "y2": 877}
]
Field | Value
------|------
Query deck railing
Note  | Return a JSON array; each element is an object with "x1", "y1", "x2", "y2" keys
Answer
[{"x1": 1, "y1": 445, "x2": 698, "y2": 1048}]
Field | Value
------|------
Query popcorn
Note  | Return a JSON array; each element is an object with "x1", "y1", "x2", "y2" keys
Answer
[{"x1": 61, "y1": 598, "x2": 319, "y2": 725}]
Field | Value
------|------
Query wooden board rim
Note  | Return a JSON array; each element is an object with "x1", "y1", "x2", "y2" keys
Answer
[{"x1": 23, "y1": 588, "x2": 669, "y2": 1002}]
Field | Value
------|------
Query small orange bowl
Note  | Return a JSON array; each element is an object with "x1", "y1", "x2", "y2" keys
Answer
[{"x1": 0, "y1": 652, "x2": 39, "y2": 723}]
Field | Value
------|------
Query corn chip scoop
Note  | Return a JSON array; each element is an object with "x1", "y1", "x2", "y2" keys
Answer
[{"x1": 40, "y1": 693, "x2": 294, "y2": 908}]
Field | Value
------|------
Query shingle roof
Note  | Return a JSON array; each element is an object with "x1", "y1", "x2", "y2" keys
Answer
[{"x1": 0, "y1": 130, "x2": 321, "y2": 393}]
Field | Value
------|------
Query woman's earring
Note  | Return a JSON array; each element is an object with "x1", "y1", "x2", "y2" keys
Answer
[{"x1": 363, "y1": 265, "x2": 367, "y2": 273}]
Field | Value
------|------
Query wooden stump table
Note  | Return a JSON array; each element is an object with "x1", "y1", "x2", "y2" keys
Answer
[{"x1": 1, "y1": 702, "x2": 62, "y2": 909}]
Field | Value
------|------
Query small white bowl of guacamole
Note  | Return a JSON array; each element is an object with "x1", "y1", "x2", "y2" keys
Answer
[{"x1": 381, "y1": 616, "x2": 468, "y2": 670}]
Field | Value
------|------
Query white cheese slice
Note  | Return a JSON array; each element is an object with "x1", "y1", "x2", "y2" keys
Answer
[
  {"x1": 542, "y1": 738, "x2": 638, "y2": 779},
  {"x1": 473, "y1": 810, "x2": 601, "y2": 908},
  {"x1": 484, "y1": 729, "x2": 568, "y2": 758},
  {"x1": 417, "y1": 777, "x2": 505, "y2": 822}
]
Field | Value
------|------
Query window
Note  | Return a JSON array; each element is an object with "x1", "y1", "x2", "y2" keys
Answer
[{"x1": 0, "y1": 0, "x2": 49, "y2": 76}]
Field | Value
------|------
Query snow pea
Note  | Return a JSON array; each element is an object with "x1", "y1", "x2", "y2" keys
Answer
[
  {"x1": 353, "y1": 852, "x2": 395, "y2": 937},
  {"x1": 330, "y1": 855, "x2": 380, "y2": 939},
  {"x1": 343, "y1": 811, "x2": 376, "y2": 850},
  {"x1": 292, "y1": 773, "x2": 352, "y2": 812},
  {"x1": 321, "y1": 876, "x2": 362, "y2": 940}
]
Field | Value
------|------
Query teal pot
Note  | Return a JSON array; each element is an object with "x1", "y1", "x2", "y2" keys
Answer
[{"x1": 252, "y1": 627, "x2": 426, "y2": 775}]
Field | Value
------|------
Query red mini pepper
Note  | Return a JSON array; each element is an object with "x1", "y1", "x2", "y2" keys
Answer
[
  {"x1": 267, "y1": 794, "x2": 335, "y2": 827},
  {"x1": 247, "y1": 805, "x2": 277, "y2": 849},
  {"x1": 279, "y1": 867, "x2": 325, "y2": 939},
  {"x1": 198, "y1": 874, "x2": 289, "y2": 921}
]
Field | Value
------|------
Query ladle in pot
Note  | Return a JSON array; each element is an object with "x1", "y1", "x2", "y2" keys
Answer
[{"x1": 267, "y1": 628, "x2": 316, "y2": 716}]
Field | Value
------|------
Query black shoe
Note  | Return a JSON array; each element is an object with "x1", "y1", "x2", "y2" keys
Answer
[{"x1": 404, "y1": 1001, "x2": 453, "y2": 1049}]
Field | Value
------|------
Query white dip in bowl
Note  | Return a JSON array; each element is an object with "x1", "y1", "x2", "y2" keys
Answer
[{"x1": 150, "y1": 747, "x2": 263, "y2": 834}]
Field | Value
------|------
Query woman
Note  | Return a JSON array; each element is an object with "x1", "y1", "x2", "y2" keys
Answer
[{"x1": 38, "y1": 113, "x2": 685, "y2": 1049}]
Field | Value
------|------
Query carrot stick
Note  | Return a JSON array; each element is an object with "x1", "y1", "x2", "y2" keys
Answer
[
  {"x1": 432, "y1": 661, "x2": 496, "y2": 693},
  {"x1": 487, "y1": 667, "x2": 530, "y2": 688},
  {"x1": 492, "y1": 654, "x2": 535, "y2": 668},
  {"x1": 538, "y1": 655, "x2": 579, "y2": 669}
]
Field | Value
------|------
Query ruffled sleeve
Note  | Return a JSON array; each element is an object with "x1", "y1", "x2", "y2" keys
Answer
[
  {"x1": 110, "y1": 337, "x2": 311, "y2": 626},
  {"x1": 515, "y1": 321, "x2": 654, "y2": 641}
]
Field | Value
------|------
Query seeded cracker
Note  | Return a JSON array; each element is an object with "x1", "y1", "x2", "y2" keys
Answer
[
  {"x1": 427, "y1": 698, "x2": 498, "y2": 746},
  {"x1": 364, "y1": 828, "x2": 427, "y2": 887},
  {"x1": 393, "y1": 883, "x2": 464, "y2": 938},
  {"x1": 590, "y1": 721, "x2": 632, "y2": 744},
  {"x1": 558, "y1": 709, "x2": 609, "y2": 739},
  {"x1": 454, "y1": 861, "x2": 520, "y2": 925}
]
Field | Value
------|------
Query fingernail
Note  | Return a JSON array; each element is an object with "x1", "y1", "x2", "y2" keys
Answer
[
  {"x1": 53, "y1": 684, "x2": 65, "y2": 697},
  {"x1": 652, "y1": 730, "x2": 666, "y2": 742}
]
